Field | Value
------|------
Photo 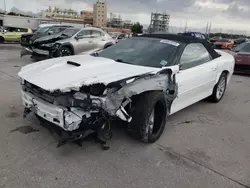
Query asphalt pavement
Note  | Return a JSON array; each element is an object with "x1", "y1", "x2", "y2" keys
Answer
[{"x1": 0, "y1": 44, "x2": 250, "y2": 188}]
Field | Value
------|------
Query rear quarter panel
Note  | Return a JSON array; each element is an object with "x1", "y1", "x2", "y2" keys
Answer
[{"x1": 214, "y1": 49, "x2": 235, "y2": 84}]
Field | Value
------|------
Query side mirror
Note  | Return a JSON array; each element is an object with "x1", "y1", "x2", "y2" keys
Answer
[
  {"x1": 179, "y1": 64, "x2": 183, "y2": 70},
  {"x1": 48, "y1": 31, "x2": 53, "y2": 35}
]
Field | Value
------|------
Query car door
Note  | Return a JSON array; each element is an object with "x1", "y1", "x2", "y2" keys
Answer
[
  {"x1": 73, "y1": 30, "x2": 94, "y2": 54},
  {"x1": 170, "y1": 43, "x2": 218, "y2": 114},
  {"x1": 91, "y1": 30, "x2": 105, "y2": 50}
]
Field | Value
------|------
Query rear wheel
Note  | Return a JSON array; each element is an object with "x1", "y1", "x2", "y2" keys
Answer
[
  {"x1": 127, "y1": 91, "x2": 168, "y2": 143},
  {"x1": 0, "y1": 36, "x2": 4, "y2": 43},
  {"x1": 208, "y1": 72, "x2": 227, "y2": 103},
  {"x1": 58, "y1": 46, "x2": 73, "y2": 57}
]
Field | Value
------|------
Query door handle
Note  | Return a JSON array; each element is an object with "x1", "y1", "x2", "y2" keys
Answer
[{"x1": 88, "y1": 41, "x2": 93, "y2": 43}]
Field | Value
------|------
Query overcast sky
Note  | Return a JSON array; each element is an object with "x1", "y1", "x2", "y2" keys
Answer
[{"x1": 1, "y1": 0, "x2": 250, "y2": 33}]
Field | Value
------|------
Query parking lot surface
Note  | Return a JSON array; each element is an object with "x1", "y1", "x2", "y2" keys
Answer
[{"x1": 0, "y1": 44, "x2": 250, "y2": 188}]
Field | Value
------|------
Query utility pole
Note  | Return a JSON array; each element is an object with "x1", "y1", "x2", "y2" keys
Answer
[
  {"x1": 205, "y1": 22, "x2": 208, "y2": 35},
  {"x1": 4, "y1": 0, "x2": 6, "y2": 13}
]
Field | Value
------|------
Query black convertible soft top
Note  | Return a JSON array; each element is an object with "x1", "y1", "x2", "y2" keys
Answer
[{"x1": 138, "y1": 34, "x2": 221, "y2": 59}]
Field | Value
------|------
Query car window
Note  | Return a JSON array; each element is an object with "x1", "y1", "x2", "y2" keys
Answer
[
  {"x1": 58, "y1": 27, "x2": 67, "y2": 32},
  {"x1": 47, "y1": 27, "x2": 61, "y2": 34},
  {"x1": 6, "y1": 27, "x2": 17, "y2": 32},
  {"x1": 91, "y1": 30, "x2": 103, "y2": 37},
  {"x1": 77, "y1": 30, "x2": 92, "y2": 38},
  {"x1": 195, "y1": 33, "x2": 201, "y2": 39},
  {"x1": 180, "y1": 43, "x2": 212, "y2": 70},
  {"x1": 17, "y1": 28, "x2": 28, "y2": 32},
  {"x1": 200, "y1": 35, "x2": 206, "y2": 39}
]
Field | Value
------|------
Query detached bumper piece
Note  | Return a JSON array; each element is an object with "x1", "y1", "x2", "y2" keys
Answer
[{"x1": 21, "y1": 91, "x2": 112, "y2": 150}]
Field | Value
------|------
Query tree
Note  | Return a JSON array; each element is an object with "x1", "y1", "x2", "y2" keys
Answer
[{"x1": 131, "y1": 22, "x2": 143, "y2": 34}]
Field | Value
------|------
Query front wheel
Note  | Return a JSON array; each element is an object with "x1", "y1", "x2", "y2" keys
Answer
[
  {"x1": 58, "y1": 46, "x2": 73, "y2": 57},
  {"x1": 208, "y1": 72, "x2": 227, "y2": 103},
  {"x1": 127, "y1": 91, "x2": 168, "y2": 143}
]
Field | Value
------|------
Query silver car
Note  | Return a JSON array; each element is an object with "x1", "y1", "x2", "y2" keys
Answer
[{"x1": 22, "y1": 27, "x2": 115, "y2": 59}]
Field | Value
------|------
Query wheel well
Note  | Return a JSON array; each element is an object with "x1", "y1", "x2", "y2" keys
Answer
[
  {"x1": 222, "y1": 70, "x2": 230, "y2": 80},
  {"x1": 0, "y1": 36, "x2": 4, "y2": 40},
  {"x1": 126, "y1": 90, "x2": 168, "y2": 113},
  {"x1": 104, "y1": 43, "x2": 113, "y2": 49}
]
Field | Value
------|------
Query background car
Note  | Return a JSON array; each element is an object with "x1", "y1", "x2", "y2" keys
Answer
[
  {"x1": 21, "y1": 27, "x2": 115, "y2": 59},
  {"x1": 210, "y1": 36, "x2": 222, "y2": 44},
  {"x1": 21, "y1": 24, "x2": 73, "y2": 48},
  {"x1": 0, "y1": 26, "x2": 32, "y2": 43},
  {"x1": 213, "y1": 38, "x2": 234, "y2": 50},
  {"x1": 228, "y1": 42, "x2": 250, "y2": 74},
  {"x1": 233, "y1": 38, "x2": 249, "y2": 46},
  {"x1": 111, "y1": 32, "x2": 126, "y2": 43}
]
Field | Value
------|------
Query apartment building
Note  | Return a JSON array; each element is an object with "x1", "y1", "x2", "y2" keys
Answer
[{"x1": 93, "y1": 0, "x2": 107, "y2": 27}]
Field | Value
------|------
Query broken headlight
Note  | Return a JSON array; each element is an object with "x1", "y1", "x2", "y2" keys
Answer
[
  {"x1": 41, "y1": 43, "x2": 54, "y2": 47},
  {"x1": 54, "y1": 92, "x2": 102, "y2": 109},
  {"x1": 80, "y1": 84, "x2": 106, "y2": 96}
]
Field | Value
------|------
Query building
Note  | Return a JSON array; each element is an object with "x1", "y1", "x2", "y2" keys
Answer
[
  {"x1": 80, "y1": 10, "x2": 93, "y2": 19},
  {"x1": 0, "y1": 14, "x2": 86, "y2": 30},
  {"x1": 41, "y1": 6, "x2": 81, "y2": 19},
  {"x1": 93, "y1": 0, "x2": 107, "y2": 27},
  {"x1": 148, "y1": 12, "x2": 170, "y2": 33},
  {"x1": 80, "y1": 10, "x2": 93, "y2": 25}
]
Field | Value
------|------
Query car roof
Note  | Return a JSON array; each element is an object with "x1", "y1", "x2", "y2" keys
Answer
[
  {"x1": 138, "y1": 34, "x2": 220, "y2": 59},
  {"x1": 139, "y1": 33, "x2": 207, "y2": 44}
]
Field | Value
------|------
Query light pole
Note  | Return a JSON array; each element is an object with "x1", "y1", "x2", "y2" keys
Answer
[{"x1": 4, "y1": 0, "x2": 6, "y2": 13}]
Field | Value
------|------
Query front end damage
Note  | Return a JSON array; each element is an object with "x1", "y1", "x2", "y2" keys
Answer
[{"x1": 20, "y1": 66, "x2": 178, "y2": 148}]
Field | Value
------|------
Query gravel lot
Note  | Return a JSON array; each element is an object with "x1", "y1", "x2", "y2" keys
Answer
[{"x1": 0, "y1": 44, "x2": 250, "y2": 188}]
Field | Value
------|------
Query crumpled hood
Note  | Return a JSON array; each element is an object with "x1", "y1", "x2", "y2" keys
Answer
[
  {"x1": 18, "y1": 55, "x2": 161, "y2": 92},
  {"x1": 33, "y1": 33, "x2": 68, "y2": 44}
]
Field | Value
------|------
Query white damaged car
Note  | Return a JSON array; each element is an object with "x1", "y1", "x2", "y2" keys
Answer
[{"x1": 18, "y1": 34, "x2": 235, "y2": 146}]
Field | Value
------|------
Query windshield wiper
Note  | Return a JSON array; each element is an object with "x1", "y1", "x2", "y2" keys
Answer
[
  {"x1": 115, "y1": 59, "x2": 131, "y2": 64},
  {"x1": 61, "y1": 33, "x2": 69, "y2": 37}
]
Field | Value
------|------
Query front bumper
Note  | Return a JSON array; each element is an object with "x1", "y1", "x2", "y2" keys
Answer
[
  {"x1": 20, "y1": 47, "x2": 33, "y2": 57},
  {"x1": 21, "y1": 90, "x2": 91, "y2": 131}
]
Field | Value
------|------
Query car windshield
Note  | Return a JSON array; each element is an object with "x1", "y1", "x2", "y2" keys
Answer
[
  {"x1": 232, "y1": 42, "x2": 250, "y2": 52},
  {"x1": 36, "y1": 26, "x2": 51, "y2": 34},
  {"x1": 61, "y1": 28, "x2": 80, "y2": 37},
  {"x1": 97, "y1": 37, "x2": 179, "y2": 68}
]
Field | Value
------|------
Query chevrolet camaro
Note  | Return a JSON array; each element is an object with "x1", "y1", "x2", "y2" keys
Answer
[{"x1": 18, "y1": 34, "x2": 235, "y2": 147}]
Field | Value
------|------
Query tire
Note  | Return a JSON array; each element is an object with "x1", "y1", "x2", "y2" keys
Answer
[
  {"x1": 58, "y1": 46, "x2": 73, "y2": 57},
  {"x1": 208, "y1": 72, "x2": 227, "y2": 103},
  {"x1": 127, "y1": 91, "x2": 168, "y2": 143},
  {"x1": 0, "y1": 36, "x2": 4, "y2": 43}
]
